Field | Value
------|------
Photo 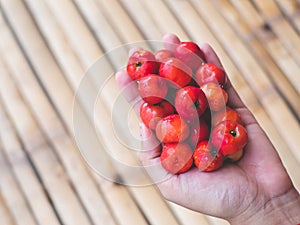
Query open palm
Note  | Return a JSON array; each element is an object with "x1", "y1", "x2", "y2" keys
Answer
[{"x1": 116, "y1": 34, "x2": 298, "y2": 224}]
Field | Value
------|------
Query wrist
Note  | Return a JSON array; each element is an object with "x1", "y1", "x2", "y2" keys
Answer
[{"x1": 229, "y1": 187, "x2": 300, "y2": 225}]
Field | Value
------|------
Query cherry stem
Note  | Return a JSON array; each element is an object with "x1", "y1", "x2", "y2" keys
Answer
[
  {"x1": 135, "y1": 61, "x2": 142, "y2": 67},
  {"x1": 230, "y1": 130, "x2": 237, "y2": 137},
  {"x1": 194, "y1": 99, "x2": 200, "y2": 108}
]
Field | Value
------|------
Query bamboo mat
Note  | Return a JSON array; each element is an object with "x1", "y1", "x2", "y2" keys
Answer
[{"x1": 0, "y1": 0, "x2": 299, "y2": 225}]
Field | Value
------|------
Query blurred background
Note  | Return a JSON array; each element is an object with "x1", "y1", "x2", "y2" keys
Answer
[{"x1": 0, "y1": 0, "x2": 299, "y2": 225}]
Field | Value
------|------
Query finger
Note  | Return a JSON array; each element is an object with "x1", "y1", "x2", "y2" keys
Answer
[
  {"x1": 163, "y1": 33, "x2": 180, "y2": 51},
  {"x1": 139, "y1": 123, "x2": 173, "y2": 183},
  {"x1": 224, "y1": 80, "x2": 246, "y2": 109},
  {"x1": 200, "y1": 43, "x2": 223, "y2": 68},
  {"x1": 139, "y1": 123, "x2": 161, "y2": 162},
  {"x1": 116, "y1": 69, "x2": 140, "y2": 100}
]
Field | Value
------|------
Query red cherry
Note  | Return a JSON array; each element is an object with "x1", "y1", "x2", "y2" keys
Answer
[
  {"x1": 127, "y1": 50, "x2": 159, "y2": 80},
  {"x1": 160, "y1": 143, "x2": 193, "y2": 174},
  {"x1": 174, "y1": 42, "x2": 205, "y2": 71},
  {"x1": 159, "y1": 58, "x2": 192, "y2": 88},
  {"x1": 156, "y1": 114, "x2": 190, "y2": 143},
  {"x1": 138, "y1": 74, "x2": 168, "y2": 104}
]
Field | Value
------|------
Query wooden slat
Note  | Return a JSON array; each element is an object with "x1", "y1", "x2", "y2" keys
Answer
[
  {"x1": 252, "y1": 0, "x2": 300, "y2": 66},
  {"x1": 0, "y1": 0, "x2": 299, "y2": 224},
  {"x1": 0, "y1": 7, "x2": 97, "y2": 225},
  {"x1": 95, "y1": 0, "x2": 144, "y2": 43},
  {"x1": 230, "y1": 0, "x2": 300, "y2": 95},
  {"x1": 278, "y1": 0, "x2": 300, "y2": 38},
  {"x1": 0, "y1": 51, "x2": 93, "y2": 225},
  {"x1": 118, "y1": 0, "x2": 167, "y2": 40},
  {"x1": 0, "y1": 192, "x2": 14, "y2": 225},
  {"x1": 0, "y1": 139, "x2": 36, "y2": 225},
  {"x1": 212, "y1": 0, "x2": 300, "y2": 118},
  {"x1": 0, "y1": 62, "x2": 61, "y2": 225}
]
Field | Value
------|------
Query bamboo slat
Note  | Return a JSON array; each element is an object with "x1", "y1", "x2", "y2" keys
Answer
[
  {"x1": 118, "y1": 0, "x2": 166, "y2": 40},
  {"x1": 252, "y1": 0, "x2": 300, "y2": 66},
  {"x1": 0, "y1": 0, "x2": 299, "y2": 224},
  {"x1": 0, "y1": 7, "x2": 98, "y2": 225},
  {"x1": 0, "y1": 140, "x2": 37, "y2": 225},
  {"x1": 0, "y1": 50, "x2": 93, "y2": 225},
  {"x1": 280, "y1": 3, "x2": 300, "y2": 33},
  {"x1": 95, "y1": 0, "x2": 144, "y2": 43},
  {"x1": 212, "y1": 0, "x2": 300, "y2": 118},
  {"x1": 0, "y1": 192, "x2": 14, "y2": 225},
  {"x1": 0, "y1": 62, "x2": 61, "y2": 225},
  {"x1": 230, "y1": 0, "x2": 300, "y2": 95}
]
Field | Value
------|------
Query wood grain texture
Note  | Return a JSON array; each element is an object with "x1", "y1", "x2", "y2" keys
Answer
[{"x1": 0, "y1": 0, "x2": 299, "y2": 224}]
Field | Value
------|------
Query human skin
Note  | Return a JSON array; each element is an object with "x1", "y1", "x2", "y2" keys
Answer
[{"x1": 116, "y1": 34, "x2": 300, "y2": 224}]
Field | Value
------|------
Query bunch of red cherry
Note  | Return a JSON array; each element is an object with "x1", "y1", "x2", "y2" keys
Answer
[{"x1": 126, "y1": 41, "x2": 248, "y2": 174}]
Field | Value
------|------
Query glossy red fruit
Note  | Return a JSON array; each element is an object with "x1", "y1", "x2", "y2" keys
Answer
[
  {"x1": 160, "y1": 143, "x2": 193, "y2": 174},
  {"x1": 156, "y1": 114, "x2": 189, "y2": 143},
  {"x1": 127, "y1": 50, "x2": 159, "y2": 80},
  {"x1": 175, "y1": 86, "x2": 208, "y2": 119},
  {"x1": 154, "y1": 49, "x2": 173, "y2": 63},
  {"x1": 211, "y1": 120, "x2": 248, "y2": 156},
  {"x1": 138, "y1": 74, "x2": 168, "y2": 104},
  {"x1": 140, "y1": 101, "x2": 175, "y2": 130},
  {"x1": 174, "y1": 42, "x2": 205, "y2": 71},
  {"x1": 189, "y1": 118, "x2": 210, "y2": 147},
  {"x1": 159, "y1": 57, "x2": 192, "y2": 88},
  {"x1": 201, "y1": 83, "x2": 228, "y2": 111},
  {"x1": 212, "y1": 106, "x2": 242, "y2": 127},
  {"x1": 193, "y1": 140, "x2": 224, "y2": 172},
  {"x1": 196, "y1": 63, "x2": 227, "y2": 86}
]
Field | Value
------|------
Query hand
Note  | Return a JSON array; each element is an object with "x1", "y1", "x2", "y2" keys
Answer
[{"x1": 116, "y1": 34, "x2": 300, "y2": 224}]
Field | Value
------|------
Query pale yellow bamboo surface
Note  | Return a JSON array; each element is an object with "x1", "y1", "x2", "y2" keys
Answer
[{"x1": 0, "y1": 1, "x2": 299, "y2": 225}]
